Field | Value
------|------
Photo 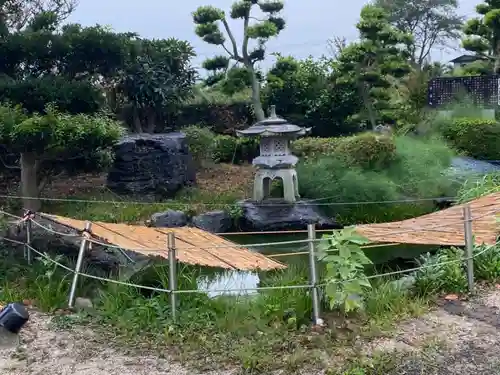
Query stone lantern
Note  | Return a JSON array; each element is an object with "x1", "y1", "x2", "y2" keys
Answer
[{"x1": 236, "y1": 106, "x2": 311, "y2": 203}]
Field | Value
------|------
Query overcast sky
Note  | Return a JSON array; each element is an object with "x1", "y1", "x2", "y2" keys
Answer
[{"x1": 67, "y1": 0, "x2": 480, "y2": 71}]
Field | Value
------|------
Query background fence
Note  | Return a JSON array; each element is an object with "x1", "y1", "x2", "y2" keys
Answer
[{"x1": 0, "y1": 201, "x2": 497, "y2": 325}]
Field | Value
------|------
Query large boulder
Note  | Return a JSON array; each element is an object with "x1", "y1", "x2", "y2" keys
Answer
[
  {"x1": 238, "y1": 199, "x2": 342, "y2": 232},
  {"x1": 150, "y1": 210, "x2": 188, "y2": 228},
  {"x1": 106, "y1": 133, "x2": 195, "y2": 196},
  {"x1": 191, "y1": 210, "x2": 233, "y2": 233}
]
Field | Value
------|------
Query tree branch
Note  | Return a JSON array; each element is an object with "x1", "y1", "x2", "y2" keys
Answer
[
  {"x1": 221, "y1": 18, "x2": 242, "y2": 62},
  {"x1": 242, "y1": 9, "x2": 252, "y2": 62}
]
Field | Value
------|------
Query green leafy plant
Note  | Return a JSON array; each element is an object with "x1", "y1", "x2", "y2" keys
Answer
[
  {"x1": 291, "y1": 137, "x2": 340, "y2": 159},
  {"x1": 212, "y1": 134, "x2": 238, "y2": 163},
  {"x1": 456, "y1": 173, "x2": 500, "y2": 204},
  {"x1": 317, "y1": 227, "x2": 373, "y2": 313},
  {"x1": 439, "y1": 117, "x2": 500, "y2": 160},
  {"x1": 181, "y1": 124, "x2": 216, "y2": 166},
  {"x1": 474, "y1": 243, "x2": 500, "y2": 281},
  {"x1": 334, "y1": 132, "x2": 397, "y2": 170},
  {"x1": 413, "y1": 247, "x2": 467, "y2": 296}
]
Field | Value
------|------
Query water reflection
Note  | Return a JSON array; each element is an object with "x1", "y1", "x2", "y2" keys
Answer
[
  {"x1": 200, "y1": 234, "x2": 439, "y2": 296},
  {"x1": 198, "y1": 270, "x2": 260, "y2": 297}
]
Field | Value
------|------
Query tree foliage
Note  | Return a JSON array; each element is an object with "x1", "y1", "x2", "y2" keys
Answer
[
  {"x1": 116, "y1": 38, "x2": 197, "y2": 133},
  {"x1": 0, "y1": 0, "x2": 78, "y2": 31},
  {"x1": 0, "y1": 12, "x2": 130, "y2": 210},
  {"x1": 462, "y1": 0, "x2": 500, "y2": 73},
  {"x1": 335, "y1": 5, "x2": 412, "y2": 129},
  {"x1": 375, "y1": 0, "x2": 463, "y2": 67},
  {"x1": 0, "y1": 104, "x2": 124, "y2": 211},
  {"x1": 192, "y1": 0, "x2": 286, "y2": 120},
  {"x1": 0, "y1": 14, "x2": 132, "y2": 113},
  {"x1": 264, "y1": 55, "x2": 361, "y2": 136}
]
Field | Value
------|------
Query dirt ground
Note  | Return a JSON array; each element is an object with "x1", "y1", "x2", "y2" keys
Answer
[{"x1": 3, "y1": 288, "x2": 500, "y2": 375}]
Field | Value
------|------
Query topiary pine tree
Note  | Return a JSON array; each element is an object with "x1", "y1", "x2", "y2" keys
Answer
[
  {"x1": 192, "y1": 1, "x2": 285, "y2": 121},
  {"x1": 335, "y1": 5, "x2": 412, "y2": 129},
  {"x1": 462, "y1": 0, "x2": 500, "y2": 73}
]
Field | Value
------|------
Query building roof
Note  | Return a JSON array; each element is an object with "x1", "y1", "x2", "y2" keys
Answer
[{"x1": 449, "y1": 54, "x2": 491, "y2": 63}]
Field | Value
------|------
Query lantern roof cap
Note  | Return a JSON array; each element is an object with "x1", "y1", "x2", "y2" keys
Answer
[{"x1": 236, "y1": 105, "x2": 311, "y2": 137}]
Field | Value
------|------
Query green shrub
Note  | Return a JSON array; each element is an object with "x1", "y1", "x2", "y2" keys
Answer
[
  {"x1": 385, "y1": 135, "x2": 457, "y2": 198},
  {"x1": 298, "y1": 156, "x2": 404, "y2": 223},
  {"x1": 213, "y1": 135, "x2": 238, "y2": 163},
  {"x1": 333, "y1": 132, "x2": 397, "y2": 170},
  {"x1": 237, "y1": 137, "x2": 259, "y2": 162},
  {"x1": 474, "y1": 243, "x2": 500, "y2": 281},
  {"x1": 291, "y1": 137, "x2": 339, "y2": 158},
  {"x1": 298, "y1": 135, "x2": 458, "y2": 224},
  {"x1": 181, "y1": 125, "x2": 216, "y2": 166},
  {"x1": 413, "y1": 248, "x2": 468, "y2": 296},
  {"x1": 212, "y1": 135, "x2": 259, "y2": 164},
  {"x1": 440, "y1": 117, "x2": 500, "y2": 160}
]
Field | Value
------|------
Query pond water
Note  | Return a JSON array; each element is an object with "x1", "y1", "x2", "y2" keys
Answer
[{"x1": 200, "y1": 232, "x2": 439, "y2": 297}]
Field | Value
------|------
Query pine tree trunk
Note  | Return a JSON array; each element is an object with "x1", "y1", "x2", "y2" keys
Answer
[
  {"x1": 20, "y1": 152, "x2": 41, "y2": 212},
  {"x1": 248, "y1": 65, "x2": 265, "y2": 121}
]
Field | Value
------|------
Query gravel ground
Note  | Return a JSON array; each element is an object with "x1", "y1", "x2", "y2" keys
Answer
[
  {"x1": 0, "y1": 311, "x2": 236, "y2": 375},
  {"x1": 365, "y1": 287, "x2": 500, "y2": 374},
  {"x1": 3, "y1": 289, "x2": 500, "y2": 375}
]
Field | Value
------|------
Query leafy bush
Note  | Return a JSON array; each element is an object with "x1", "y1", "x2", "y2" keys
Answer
[
  {"x1": 333, "y1": 132, "x2": 396, "y2": 170},
  {"x1": 413, "y1": 248, "x2": 468, "y2": 296},
  {"x1": 318, "y1": 228, "x2": 372, "y2": 313},
  {"x1": 474, "y1": 243, "x2": 500, "y2": 281},
  {"x1": 385, "y1": 135, "x2": 457, "y2": 198},
  {"x1": 181, "y1": 125, "x2": 215, "y2": 166},
  {"x1": 298, "y1": 135, "x2": 458, "y2": 224},
  {"x1": 212, "y1": 135, "x2": 259, "y2": 164},
  {"x1": 291, "y1": 137, "x2": 339, "y2": 158},
  {"x1": 440, "y1": 117, "x2": 500, "y2": 160},
  {"x1": 212, "y1": 135, "x2": 237, "y2": 163}
]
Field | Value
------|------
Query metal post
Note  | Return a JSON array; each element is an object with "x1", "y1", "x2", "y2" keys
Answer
[
  {"x1": 463, "y1": 205, "x2": 475, "y2": 293},
  {"x1": 68, "y1": 222, "x2": 92, "y2": 308},
  {"x1": 167, "y1": 232, "x2": 178, "y2": 320},
  {"x1": 25, "y1": 217, "x2": 32, "y2": 265},
  {"x1": 307, "y1": 223, "x2": 321, "y2": 325}
]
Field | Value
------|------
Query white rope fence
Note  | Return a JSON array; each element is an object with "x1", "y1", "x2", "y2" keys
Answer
[{"x1": 0, "y1": 203, "x2": 497, "y2": 324}]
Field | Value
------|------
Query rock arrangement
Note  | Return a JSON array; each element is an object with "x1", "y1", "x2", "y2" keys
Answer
[
  {"x1": 237, "y1": 199, "x2": 341, "y2": 232},
  {"x1": 149, "y1": 202, "x2": 340, "y2": 233},
  {"x1": 150, "y1": 209, "x2": 232, "y2": 234},
  {"x1": 106, "y1": 133, "x2": 196, "y2": 196}
]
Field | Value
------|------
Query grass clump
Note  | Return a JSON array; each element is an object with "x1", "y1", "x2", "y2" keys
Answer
[{"x1": 455, "y1": 172, "x2": 500, "y2": 204}]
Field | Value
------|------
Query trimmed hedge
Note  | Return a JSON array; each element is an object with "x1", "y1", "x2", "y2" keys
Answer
[
  {"x1": 184, "y1": 128, "x2": 399, "y2": 168},
  {"x1": 291, "y1": 137, "x2": 339, "y2": 158},
  {"x1": 440, "y1": 118, "x2": 500, "y2": 160},
  {"x1": 334, "y1": 132, "x2": 397, "y2": 170}
]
